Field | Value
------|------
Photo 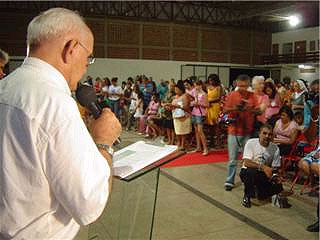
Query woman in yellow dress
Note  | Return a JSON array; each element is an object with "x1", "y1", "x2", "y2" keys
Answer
[{"x1": 206, "y1": 74, "x2": 222, "y2": 147}]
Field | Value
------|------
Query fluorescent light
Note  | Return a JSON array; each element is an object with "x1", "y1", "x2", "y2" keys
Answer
[
  {"x1": 298, "y1": 64, "x2": 305, "y2": 69},
  {"x1": 288, "y1": 15, "x2": 300, "y2": 26}
]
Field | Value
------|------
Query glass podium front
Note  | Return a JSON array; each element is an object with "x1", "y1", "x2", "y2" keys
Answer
[{"x1": 75, "y1": 151, "x2": 184, "y2": 240}]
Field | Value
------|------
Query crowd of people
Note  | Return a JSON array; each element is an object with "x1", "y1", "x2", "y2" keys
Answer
[{"x1": 84, "y1": 72, "x2": 319, "y2": 231}]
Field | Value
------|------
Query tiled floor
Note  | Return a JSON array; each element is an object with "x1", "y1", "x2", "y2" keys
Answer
[{"x1": 75, "y1": 130, "x2": 319, "y2": 240}]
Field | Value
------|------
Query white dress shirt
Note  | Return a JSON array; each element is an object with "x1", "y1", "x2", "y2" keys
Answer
[{"x1": 0, "y1": 57, "x2": 110, "y2": 239}]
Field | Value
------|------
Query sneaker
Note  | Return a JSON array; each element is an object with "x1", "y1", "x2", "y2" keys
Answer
[
  {"x1": 224, "y1": 185, "x2": 233, "y2": 191},
  {"x1": 306, "y1": 220, "x2": 319, "y2": 232},
  {"x1": 242, "y1": 195, "x2": 251, "y2": 208}
]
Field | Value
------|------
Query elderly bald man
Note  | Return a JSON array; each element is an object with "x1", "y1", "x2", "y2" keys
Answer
[{"x1": 0, "y1": 8, "x2": 121, "y2": 239}]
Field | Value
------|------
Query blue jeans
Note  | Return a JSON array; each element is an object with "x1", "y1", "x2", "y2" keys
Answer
[
  {"x1": 225, "y1": 134, "x2": 250, "y2": 186},
  {"x1": 109, "y1": 99, "x2": 120, "y2": 119}
]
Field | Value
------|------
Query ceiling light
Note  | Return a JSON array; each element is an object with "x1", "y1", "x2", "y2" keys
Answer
[{"x1": 288, "y1": 15, "x2": 300, "y2": 26}]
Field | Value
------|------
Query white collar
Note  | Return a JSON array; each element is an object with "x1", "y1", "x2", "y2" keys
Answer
[{"x1": 22, "y1": 57, "x2": 71, "y2": 96}]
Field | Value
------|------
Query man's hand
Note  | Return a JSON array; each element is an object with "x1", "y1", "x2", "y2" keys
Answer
[
  {"x1": 262, "y1": 165, "x2": 273, "y2": 179},
  {"x1": 90, "y1": 108, "x2": 122, "y2": 146}
]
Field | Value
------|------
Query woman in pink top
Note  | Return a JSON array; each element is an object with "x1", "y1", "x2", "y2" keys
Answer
[
  {"x1": 273, "y1": 106, "x2": 299, "y2": 156},
  {"x1": 191, "y1": 80, "x2": 209, "y2": 155},
  {"x1": 264, "y1": 82, "x2": 282, "y2": 123},
  {"x1": 252, "y1": 76, "x2": 269, "y2": 136}
]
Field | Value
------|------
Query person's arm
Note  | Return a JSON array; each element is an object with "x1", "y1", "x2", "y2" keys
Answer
[{"x1": 243, "y1": 159, "x2": 273, "y2": 179}]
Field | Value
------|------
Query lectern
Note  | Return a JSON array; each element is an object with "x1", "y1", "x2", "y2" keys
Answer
[{"x1": 75, "y1": 150, "x2": 184, "y2": 240}]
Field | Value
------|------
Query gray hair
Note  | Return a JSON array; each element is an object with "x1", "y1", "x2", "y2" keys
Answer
[
  {"x1": 0, "y1": 48, "x2": 9, "y2": 64},
  {"x1": 252, "y1": 75, "x2": 265, "y2": 89},
  {"x1": 27, "y1": 8, "x2": 87, "y2": 51}
]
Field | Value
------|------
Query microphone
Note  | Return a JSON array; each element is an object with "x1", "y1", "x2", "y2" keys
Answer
[
  {"x1": 75, "y1": 84, "x2": 122, "y2": 145},
  {"x1": 76, "y1": 84, "x2": 101, "y2": 119}
]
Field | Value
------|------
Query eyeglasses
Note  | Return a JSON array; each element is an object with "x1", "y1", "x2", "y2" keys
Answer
[{"x1": 77, "y1": 41, "x2": 95, "y2": 65}]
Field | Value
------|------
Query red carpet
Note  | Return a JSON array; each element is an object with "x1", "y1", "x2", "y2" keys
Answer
[{"x1": 161, "y1": 150, "x2": 239, "y2": 168}]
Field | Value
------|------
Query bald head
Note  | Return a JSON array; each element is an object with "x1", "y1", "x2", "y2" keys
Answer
[
  {"x1": 27, "y1": 8, "x2": 90, "y2": 52},
  {"x1": 26, "y1": 8, "x2": 94, "y2": 91}
]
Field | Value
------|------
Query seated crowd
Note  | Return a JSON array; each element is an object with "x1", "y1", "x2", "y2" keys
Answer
[{"x1": 81, "y1": 73, "x2": 319, "y2": 232}]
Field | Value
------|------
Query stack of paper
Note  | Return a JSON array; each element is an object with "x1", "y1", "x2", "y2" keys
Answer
[{"x1": 113, "y1": 141, "x2": 178, "y2": 178}]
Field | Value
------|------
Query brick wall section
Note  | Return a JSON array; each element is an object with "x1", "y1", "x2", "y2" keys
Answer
[
  {"x1": 107, "y1": 47, "x2": 139, "y2": 59},
  {"x1": 173, "y1": 27, "x2": 198, "y2": 48},
  {"x1": 231, "y1": 30, "x2": 251, "y2": 52},
  {"x1": 173, "y1": 50, "x2": 198, "y2": 61},
  {"x1": 93, "y1": 45, "x2": 105, "y2": 58},
  {"x1": 143, "y1": 25, "x2": 170, "y2": 47},
  {"x1": 0, "y1": 13, "x2": 273, "y2": 64},
  {"x1": 231, "y1": 52, "x2": 250, "y2": 64},
  {"x1": 142, "y1": 48, "x2": 170, "y2": 60},
  {"x1": 202, "y1": 30, "x2": 230, "y2": 51},
  {"x1": 107, "y1": 23, "x2": 140, "y2": 45},
  {"x1": 202, "y1": 52, "x2": 229, "y2": 63},
  {"x1": 87, "y1": 19, "x2": 105, "y2": 43}
]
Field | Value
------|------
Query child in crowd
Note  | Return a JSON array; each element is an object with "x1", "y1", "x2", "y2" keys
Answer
[{"x1": 134, "y1": 92, "x2": 145, "y2": 134}]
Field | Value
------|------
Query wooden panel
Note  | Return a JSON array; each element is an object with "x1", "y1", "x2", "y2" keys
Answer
[
  {"x1": 173, "y1": 27, "x2": 198, "y2": 48},
  {"x1": 294, "y1": 41, "x2": 306, "y2": 53},
  {"x1": 231, "y1": 30, "x2": 251, "y2": 51},
  {"x1": 86, "y1": 19, "x2": 105, "y2": 43},
  {"x1": 272, "y1": 44, "x2": 279, "y2": 55},
  {"x1": 143, "y1": 25, "x2": 169, "y2": 47},
  {"x1": 202, "y1": 52, "x2": 229, "y2": 63},
  {"x1": 0, "y1": 14, "x2": 32, "y2": 42},
  {"x1": 253, "y1": 32, "x2": 271, "y2": 53},
  {"x1": 252, "y1": 55, "x2": 263, "y2": 65},
  {"x1": 93, "y1": 45, "x2": 105, "y2": 58},
  {"x1": 142, "y1": 48, "x2": 169, "y2": 60},
  {"x1": 107, "y1": 23, "x2": 140, "y2": 45},
  {"x1": 107, "y1": 47, "x2": 139, "y2": 59},
  {"x1": 231, "y1": 52, "x2": 250, "y2": 64},
  {"x1": 172, "y1": 50, "x2": 197, "y2": 61},
  {"x1": 202, "y1": 30, "x2": 230, "y2": 51}
]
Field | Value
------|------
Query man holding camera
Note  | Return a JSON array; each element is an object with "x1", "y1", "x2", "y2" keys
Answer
[
  {"x1": 223, "y1": 74, "x2": 260, "y2": 191},
  {"x1": 239, "y1": 124, "x2": 284, "y2": 208}
]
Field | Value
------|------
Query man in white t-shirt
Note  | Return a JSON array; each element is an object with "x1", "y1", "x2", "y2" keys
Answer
[
  {"x1": 240, "y1": 124, "x2": 283, "y2": 208},
  {"x1": 108, "y1": 77, "x2": 122, "y2": 119}
]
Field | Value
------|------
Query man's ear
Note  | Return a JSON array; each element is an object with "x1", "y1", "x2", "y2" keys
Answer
[{"x1": 62, "y1": 40, "x2": 77, "y2": 64}]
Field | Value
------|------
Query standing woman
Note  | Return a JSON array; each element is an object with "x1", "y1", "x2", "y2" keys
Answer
[
  {"x1": 191, "y1": 80, "x2": 209, "y2": 155},
  {"x1": 171, "y1": 80, "x2": 192, "y2": 150},
  {"x1": 252, "y1": 76, "x2": 269, "y2": 137},
  {"x1": 264, "y1": 81, "x2": 282, "y2": 126},
  {"x1": 291, "y1": 79, "x2": 308, "y2": 114},
  {"x1": 206, "y1": 74, "x2": 222, "y2": 147}
]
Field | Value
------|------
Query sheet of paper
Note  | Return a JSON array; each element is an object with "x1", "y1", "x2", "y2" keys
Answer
[{"x1": 113, "y1": 141, "x2": 178, "y2": 178}]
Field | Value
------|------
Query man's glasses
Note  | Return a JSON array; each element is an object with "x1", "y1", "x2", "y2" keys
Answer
[{"x1": 78, "y1": 41, "x2": 95, "y2": 65}]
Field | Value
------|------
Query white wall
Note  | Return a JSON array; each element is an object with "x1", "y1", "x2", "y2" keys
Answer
[
  {"x1": 272, "y1": 26, "x2": 320, "y2": 53},
  {"x1": 84, "y1": 58, "x2": 244, "y2": 87},
  {"x1": 280, "y1": 65, "x2": 319, "y2": 84}
]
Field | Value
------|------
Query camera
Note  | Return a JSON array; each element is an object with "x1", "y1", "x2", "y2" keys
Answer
[{"x1": 236, "y1": 100, "x2": 247, "y2": 111}]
